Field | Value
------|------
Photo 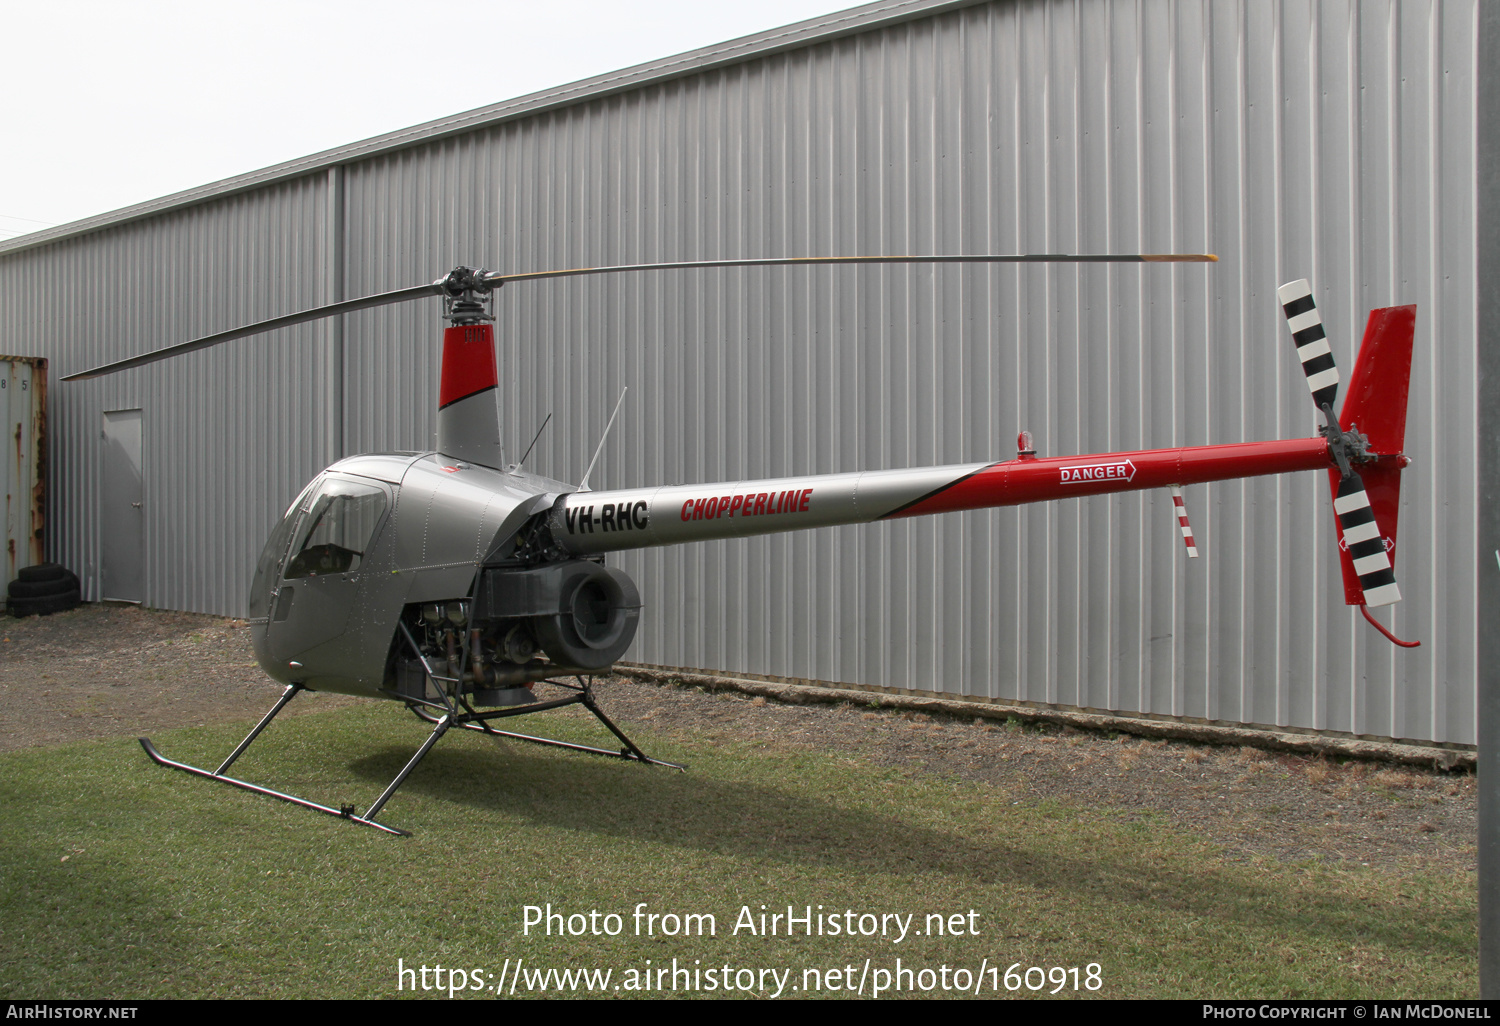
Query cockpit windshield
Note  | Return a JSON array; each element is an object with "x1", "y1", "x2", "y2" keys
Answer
[{"x1": 247, "y1": 476, "x2": 321, "y2": 619}]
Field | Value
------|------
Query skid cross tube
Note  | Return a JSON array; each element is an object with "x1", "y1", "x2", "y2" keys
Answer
[
  {"x1": 215, "y1": 682, "x2": 303, "y2": 775},
  {"x1": 364, "y1": 714, "x2": 451, "y2": 821},
  {"x1": 395, "y1": 620, "x2": 683, "y2": 769},
  {"x1": 407, "y1": 676, "x2": 686, "y2": 770}
]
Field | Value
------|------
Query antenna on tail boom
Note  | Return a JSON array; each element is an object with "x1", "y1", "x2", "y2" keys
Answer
[{"x1": 578, "y1": 388, "x2": 628, "y2": 492}]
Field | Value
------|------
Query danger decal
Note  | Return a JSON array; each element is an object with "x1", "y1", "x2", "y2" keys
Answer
[
  {"x1": 564, "y1": 500, "x2": 650, "y2": 535},
  {"x1": 1059, "y1": 460, "x2": 1137, "y2": 485},
  {"x1": 679, "y1": 487, "x2": 814, "y2": 523}
]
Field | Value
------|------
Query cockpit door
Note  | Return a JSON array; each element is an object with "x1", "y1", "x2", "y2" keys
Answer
[{"x1": 262, "y1": 475, "x2": 390, "y2": 674}]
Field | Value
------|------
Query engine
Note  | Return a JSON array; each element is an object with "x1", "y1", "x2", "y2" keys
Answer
[{"x1": 389, "y1": 559, "x2": 641, "y2": 707}]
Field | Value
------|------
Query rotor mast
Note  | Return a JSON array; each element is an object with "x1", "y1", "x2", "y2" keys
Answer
[{"x1": 434, "y1": 266, "x2": 504, "y2": 469}]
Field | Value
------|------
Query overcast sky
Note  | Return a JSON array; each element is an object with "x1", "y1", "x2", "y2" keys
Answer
[{"x1": 0, "y1": 0, "x2": 863, "y2": 241}]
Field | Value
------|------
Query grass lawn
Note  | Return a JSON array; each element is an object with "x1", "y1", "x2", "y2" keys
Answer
[{"x1": 0, "y1": 703, "x2": 1476, "y2": 999}]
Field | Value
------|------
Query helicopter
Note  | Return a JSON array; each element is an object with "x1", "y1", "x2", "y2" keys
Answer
[{"x1": 64, "y1": 254, "x2": 1418, "y2": 836}]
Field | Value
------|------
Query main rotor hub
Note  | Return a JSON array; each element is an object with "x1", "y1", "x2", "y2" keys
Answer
[{"x1": 434, "y1": 265, "x2": 497, "y2": 326}]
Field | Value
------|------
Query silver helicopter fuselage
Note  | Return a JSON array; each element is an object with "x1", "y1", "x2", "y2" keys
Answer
[
  {"x1": 249, "y1": 453, "x2": 567, "y2": 696},
  {"x1": 247, "y1": 430, "x2": 1337, "y2": 700}
]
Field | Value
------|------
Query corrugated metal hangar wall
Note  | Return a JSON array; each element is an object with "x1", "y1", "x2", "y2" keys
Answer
[{"x1": 0, "y1": 0, "x2": 1480, "y2": 746}]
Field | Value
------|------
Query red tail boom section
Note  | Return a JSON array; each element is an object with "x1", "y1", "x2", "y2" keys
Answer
[{"x1": 888, "y1": 438, "x2": 1331, "y2": 519}]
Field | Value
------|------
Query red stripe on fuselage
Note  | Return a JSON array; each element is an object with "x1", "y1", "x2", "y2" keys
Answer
[
  {"x1": 884, "y1": 438, "x2": 1331, "y2": 519},
  {"x1": 439, "y1": 324, "x2": 499, "y2": 409}
]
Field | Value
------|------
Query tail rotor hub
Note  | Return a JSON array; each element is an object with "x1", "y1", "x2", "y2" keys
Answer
[{"x1": 1318, "y1": 402, "x2": 1372, "y2": 480}]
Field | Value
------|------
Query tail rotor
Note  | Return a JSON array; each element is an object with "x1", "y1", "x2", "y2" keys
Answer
[{"x1": 1276, "y1": 279, "x2": 1417, "y2": 645}]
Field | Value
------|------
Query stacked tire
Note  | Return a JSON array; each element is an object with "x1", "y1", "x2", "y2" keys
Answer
[{"x1": 6, "y1": 563, "x2": 82, "y2": 618}]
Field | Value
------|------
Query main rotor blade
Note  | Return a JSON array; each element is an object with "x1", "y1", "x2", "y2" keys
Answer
[
  {"x1": 487, "y1": 252, "x2": 1217, "y2": 285},
  {"x1": 64, "y1": 252, "x2": 1217, "y2": 381},
  {"x1": 62, "y1": 282, "x2": 441, "y2": 381}
]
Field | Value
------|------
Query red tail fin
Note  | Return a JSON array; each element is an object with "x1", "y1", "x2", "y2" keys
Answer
[{"x1": 1328, "y1": 305, "x2": 1415, "y2": 605}]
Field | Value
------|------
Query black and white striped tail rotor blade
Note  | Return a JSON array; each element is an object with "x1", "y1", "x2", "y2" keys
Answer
[
  {"x1": 1276, "y1": 279, "x2": 1340, "y2": 414},
  {"x1": 1333, "y1": 475, "x2": 1401, "y2": 607},
  {"x1": 1277, "y1": 280, "x2": 1403, "y2": 610}
]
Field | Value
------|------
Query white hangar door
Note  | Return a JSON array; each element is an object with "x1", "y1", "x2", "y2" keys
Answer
[{"x1": 101, "y1": 409, "x2": 143, "y2": 603}]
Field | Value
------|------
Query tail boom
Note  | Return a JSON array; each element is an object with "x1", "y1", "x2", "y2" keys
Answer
[{"x1": 551, "y1": 437, "x2": 1332, "y2": 556}]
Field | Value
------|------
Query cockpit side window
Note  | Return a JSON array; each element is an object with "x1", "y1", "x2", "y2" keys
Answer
[{"x1": 284, "y1": 479, "x2": 388, "y2": 579}]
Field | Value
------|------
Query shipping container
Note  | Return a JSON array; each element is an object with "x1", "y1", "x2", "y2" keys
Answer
[{"x1": 1, "y1": 355, "x2": 46, "y2": 585}]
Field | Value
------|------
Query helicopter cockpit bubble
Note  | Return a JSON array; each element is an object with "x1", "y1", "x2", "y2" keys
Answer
[{"x1": 250, "y1": 473, "x2": 395, "y2": 688}]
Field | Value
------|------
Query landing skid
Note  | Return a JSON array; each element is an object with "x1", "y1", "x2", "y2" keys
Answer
[{"x1": 139, "y1": 673, "x2": 682, "y2": 836}]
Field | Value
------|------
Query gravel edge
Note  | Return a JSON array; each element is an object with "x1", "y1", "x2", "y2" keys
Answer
[{"x1": 616, "y1": 667, "x2": 1474, "y2": 772}]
